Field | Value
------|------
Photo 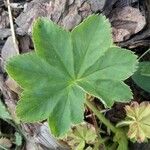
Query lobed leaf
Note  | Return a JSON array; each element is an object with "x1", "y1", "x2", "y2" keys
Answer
[
  {"x1": 6, "y1": 14, "x2": 138, "y2": 136},
  {"x1": 61, "y1": 122, "x2": 97, "y2": 150},
  {"x1": 125, "y1": 102, "x2": 150, "y2": 143}
]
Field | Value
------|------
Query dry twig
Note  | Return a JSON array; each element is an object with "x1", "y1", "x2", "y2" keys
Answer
[{"x1": 7, "y1": 0, "x2": 19, "y2": 54}]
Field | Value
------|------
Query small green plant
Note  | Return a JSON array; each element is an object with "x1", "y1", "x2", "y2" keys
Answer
[
  {"x1": 0, "y1": 100, "x2": 23, "y2": 149},
  {"x1": 132, "y1": 49, "x2": 150, "y2": 93},
  {"x1": 0, "y1": 100, "x2": 11, "y2": 120},
  {"x1": 61, "y1": 122, "x2": 98, "y2": 150},
  {"x1": 117, "y1": 102, "x2": 150, "y2": 143},
  {"x1": 6, "y1": 14, "x2": 138, "y2": 142}
]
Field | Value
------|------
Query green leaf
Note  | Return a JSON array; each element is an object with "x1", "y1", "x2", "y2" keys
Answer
[
  {"x1": 140, "y1": 62, "x2": 150, "y2": 77},
  {"x1": 0, "y1": 99, "x2": 11, "y2": 120},
  {"x1": 6, "y1": 14, "x2": 138, "y2": 137},
  {"x1": 132, "y1": 62, "x2": 150, "y2": 93},
  {"x1": 48, "y1": 86, "x2": 85, "y2": 136},
  {"x1": 77, "y1": 47, "x2": 137, "y2": 106},
  {"x1": 71, "y1": 15, "x2": 112, "y2": 77},
  {"x1": 14, "y1": 132, "x2": 22, "y2": 146},
  {"x1": 32, "y1": 17, "x2": 74, "y2": 78},
  {"x1": 117, "y1": 137, "x2": 128, "y2": 150},
  {"x1": 114, "y1": 130, "x2": 128, "y2": 150}
]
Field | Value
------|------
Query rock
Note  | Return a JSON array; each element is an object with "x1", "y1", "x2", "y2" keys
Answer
[
  {"x1": 0, "y1": 10, "x2": 9, "y2": 29},
  {"x1": 15, "y1": 0, "x2": 107, "y2": 35},
  {"x1": 0, "y1": 0, "x2": 4, "y2": 7},
  {"x1": 68, "y1": 0, "x2": 74, "y2": 5},
  {"x1": 0, "y1": 28, "x2": 11, "y2": 39},
  {"x1": 75, "y1": 0, "x2": 86, "y2": 7},
  {"x1": 103, "y1": 0, "x2": 139, "y2": 16},
  {"x1": 18, "y1": 35, "x2": 32, "y2": 53},
  {"x1": 0, "y1": 40, "x2": 5, "y2": 52},
  {"x1": 9, "y1": 2, "x2": 24, "y2": 9},
  {"x1": 16, "y1": 1, "x2": 50, "y2": 35},
  {"x1": 62, "y1": 6, "x2": 81, "y2": 30},
  {"x1": 1, "y1": 36, "x2": 18, "y2": 71},
  {"x1": 103, "y1": 0, "x2": 118, "y2": 16},
  {"x1": 79, "y1": 2, "x2": 92, "y2": 18},
  {"x1": 32, "y1": 0, "x2": 50, "y2": 2},
  {"x1": 110, "y1": 6, "x2": 146, "y2": 42},
  {"x1": 115, "y1": 0, "x2": 139, "y2": 8},
  {"x1": 51, "y1": 0, "x2": 67, "y2": 23},
  {"x1": 88, "y1": 0, "x2": 106, "y2": 12}
]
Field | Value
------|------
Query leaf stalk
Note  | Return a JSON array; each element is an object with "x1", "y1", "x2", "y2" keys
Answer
[{"x1": 85, "y1": 99, "x2": 118, "y2": 133}]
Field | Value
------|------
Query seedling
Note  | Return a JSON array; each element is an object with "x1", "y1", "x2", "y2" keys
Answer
[
  {"x1": 117, "y1": 102, "x2": 150, "y2": 143},
  {"x1": 61, "y1": 122, "x2": 98, "y2": 150}
]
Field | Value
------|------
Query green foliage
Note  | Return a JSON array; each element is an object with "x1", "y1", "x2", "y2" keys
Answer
[
  {"x1": 61, "y1": 123, "x2": 98, "y2": 150},
  {"x1": 0, "y1": 100, "x2": 11, "y2": 120},
  {"x1": 132, "y1": 62, "x2": 150, "y2": 93},
  {"x1": 6, "y1": 14, "x2": 138, "y2": 137},
  {"x1": 114, "y1": 131, "x2": 128, "y2": 150},
  {"x1": 14, "y1": 132, "x2": 22, "y2": 146},
  {"x1": 140, "y1": 62, "x2": 150, "y2": 76},
  {"x1": 0, "y1": 101, "x2": 23, "y2": 149},
  {"x1": 117, "y1": 102, "x2": 150, "y2": 143}
]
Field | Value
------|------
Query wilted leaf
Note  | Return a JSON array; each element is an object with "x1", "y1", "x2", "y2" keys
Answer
[
  {"x1": 6, "y1": 15, "x2": 138, "y2": 136},
  {"x1": 0, "y1": 137, "x2": 12, "y2": 149}
]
